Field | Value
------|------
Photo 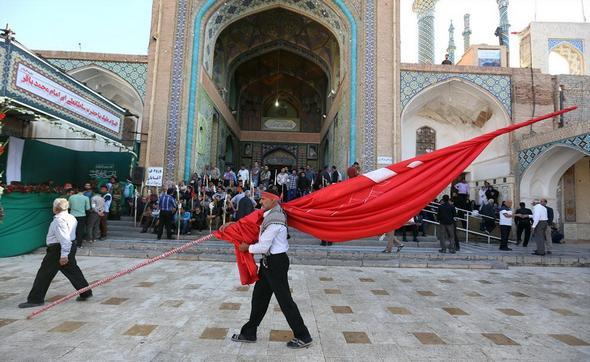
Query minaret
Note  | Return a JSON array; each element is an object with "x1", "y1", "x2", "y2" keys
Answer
[
  {"x1": 462, "y1": 13, "x2": 471, "y2": 53},
  {"x1": 412, "y1": 0, "x2": 439, "y2": 64},
  {"x1": 447, "y1": 21, "x2": 456, "y2": 63},
  {"x1": 496, "y1": 0, "x2": 510, "y2": 48}
]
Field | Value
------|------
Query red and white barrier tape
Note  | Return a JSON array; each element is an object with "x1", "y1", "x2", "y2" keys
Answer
[{"x1": 27, "y1": 233, "x2": 214, "y2": 320}]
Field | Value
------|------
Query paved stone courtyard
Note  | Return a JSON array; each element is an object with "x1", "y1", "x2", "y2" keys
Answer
[{"x1": 1, "y1": 255, "x2": 589, "y2": 361}]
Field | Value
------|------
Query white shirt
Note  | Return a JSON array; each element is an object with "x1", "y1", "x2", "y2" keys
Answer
[
  {"x1": 531, "y1": 203, "x2": 548, "y2": 228},
  {"x1": 478, "y1": 188, "x2": 487, "y2": 204},
  {"x1": 454, "y1": 182, "x2": 469, "y2": 195},
  {"x1": 46, "y1": 211, "x2": 77, "y2": 258},
  {"x1": 499, "y1": 208, "x2": 513, "y2": 226},
  {"x1": 248, "y1": 210, "x2": 289, "y2": 255},
  {"x1": 238, "y1": 169, "x2": 250, "y2": 182},
  {"x1": 277, "y1": 173, "x2": 289, "y2": 186}
]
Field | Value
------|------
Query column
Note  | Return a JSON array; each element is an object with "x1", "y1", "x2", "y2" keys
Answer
[
  {"x1": 497, "y1": 0, "x2": 510, "y2": 48},
  {"x1": 447, "y1": 21, "x2": 456, "y2": 63},
  {"x1": 412, "y1": 0, "x2": 439, "y2": 64},
  {"x1": 462, "y1": 13, "x2": 471, "y2": 53}
]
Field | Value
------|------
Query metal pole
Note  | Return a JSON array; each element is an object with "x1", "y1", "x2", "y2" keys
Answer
[{"x1": 465, "y1": 213, "x2": 469, "y2": 243}]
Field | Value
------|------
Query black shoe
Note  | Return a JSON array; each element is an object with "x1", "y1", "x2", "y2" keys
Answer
[
  {"x1": 99, "y1": 237, "x2": 106, "y2": 241},
  {"x1": 382, "y1": 249, "x2": 392, "y2": 253},
  {"x1": 140, "y1": 230, "x2": 147, "y2": 233},
  {"x1": 231, "y1": 334, "x2": 256, "y2": 343},
  {"x1": 522, "y1": 244, "x2": 528, "y2": 247},
  {"x1": 286, "y1": 337, "x2": 313, "y2": 349},
  {"x1": 439, "y1": 249, "x2": 446, "y2": 253},
  {"x1": 320, "y1": 241, "x2": 327, "y2": 246},
  {"x1": 18, "y1": 302, "x2": 44, "y2": 309},
  {"x1": 449, "y1": 250, "x2": 456, "y2": 254},
  {"x1": 76, "y1": 293, "x2": 93, "y2": 302},
  {"x1": 499, "y1": 247, "x2": 512, "y2": 251},
  {"x1": 546, "y1": 251, "x2": 552, "y2": 254},
  {"x1": 532, "y1": 252, "x2": 545, "y2": 256},
  {"x1": 396, "y1": 244, "x2": 405, "y2": 253}
]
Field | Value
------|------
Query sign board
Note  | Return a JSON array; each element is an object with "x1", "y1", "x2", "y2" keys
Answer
[
  {"x1": 262, "y1": 118, "x2": 300, "y2": 132},
  {"x1": 477, "y1": 49, "x2": 501, "y2": 67},
  {"x1": 146, "y1": 167, "x2": 163, "y2": 187},
  {"x1": 89, "y1": 163, "x2": 116, "y2": 179},
  {"x1": 15, "y1": 63, "x2": 121, "y2": 133},
  {"x1": 377, "y1": 156, "x2": 393, "y2": 165}
]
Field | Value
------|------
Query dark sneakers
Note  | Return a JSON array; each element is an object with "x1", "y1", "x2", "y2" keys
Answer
[
  {"x1": 287, "y1": 337, "x2": 313, "y2": 349},
  {"x1": 231, "y1": 334, "x2": 256, "y2": 343},
  {"x1": 18, "y1": 302, "x2": 44, "y2": 309}
]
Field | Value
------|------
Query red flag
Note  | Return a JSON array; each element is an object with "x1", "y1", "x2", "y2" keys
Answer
[{"x1": 215, "y1": 107, "x2": 576, "y2": 283}]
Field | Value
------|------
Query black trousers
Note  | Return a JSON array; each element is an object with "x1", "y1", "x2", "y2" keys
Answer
[
  {"x1": 27, "y1": 244, "x2": 92, "y2": 303},
  {"x1": 500, "y1": 225, "x2": 511, "y2": 249},
  {"x1": 402, "y1": 225, "x2": 418, "y2": 241},
  {"x1": 74, "y1": 216, "x2": 86, "y2": 246},
  {"x1": 157, "y1": 210, "x2": 174, "y2": 239},
  {"x1": 241, "y1": 253, "x2": 310, "y2": 341},
  {"x1": 517, "y1": 223, "x2": 531, "y2": 246}
]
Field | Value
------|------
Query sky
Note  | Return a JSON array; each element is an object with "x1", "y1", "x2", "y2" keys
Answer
[
  {"x1": 0, "y1": 0, "x2": 588, "y2": 66},
  {"x1": 0, "y1": 0, "x2": 152, "y2": 54}
]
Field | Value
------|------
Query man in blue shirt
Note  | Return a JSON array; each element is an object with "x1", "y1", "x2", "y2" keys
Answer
[{"x1": 157, "y1": 188, "x2": 177, "y2": 240}]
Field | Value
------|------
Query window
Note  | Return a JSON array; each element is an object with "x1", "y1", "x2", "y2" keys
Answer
[{"x1": 416, "y1": 127, "x2": 436, "y2": 156}]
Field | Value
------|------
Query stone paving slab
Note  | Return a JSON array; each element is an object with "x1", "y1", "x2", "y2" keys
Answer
[{"x1": 1, "y1": 255, "x2": 590, "y2": 361}]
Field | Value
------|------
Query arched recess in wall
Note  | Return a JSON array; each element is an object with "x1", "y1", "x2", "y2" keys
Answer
[
  {"x1": 68, "y1": 65, "x2": 144, "y2": 146},
  {"x1": 519, "y1": 144, "x2": 589, "y2": 222},
  {"x1": 401, "y1": 78, "x2": 511, "y2": 180},
  {"x1": 185, "y1": 0, "x2": 359, "y2": 179},
  {"x1": 548, "y1": 43, "x2": 584, "y2": 75}
]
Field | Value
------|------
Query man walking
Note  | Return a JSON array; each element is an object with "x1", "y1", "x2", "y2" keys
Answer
[
  {"x1": 514, "y1": 202, "x2": 532, "y2": 246},
  {"x1": 157, "y1": 188, "x2": 177, "y2": 240},
  {"x1": 18, "y1": 198, "x2": 92, "y2": 308},
  {"x1": 437, "y1": 195, "x2": 457, "y2": 253},
  {"x1": 531, "y1": 199, "x2": 548, "y2": 256},
  {"x1": 68, "y1": 186, "x2": 90, "y2": 248},
  {"x1": 228, "y1": 188, "x2": 313, "y2": 349},
  {"x1": 498, "y1": 200, "x2": 513, "y2": 251}
]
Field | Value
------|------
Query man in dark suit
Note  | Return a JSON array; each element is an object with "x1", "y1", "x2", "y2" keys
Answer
[
  {"x1": 514, "y1": 202, "x2": 533, "y2": 246},
  {"x1": 541, "y1": 199, "x2": 554, "y2": 254}
]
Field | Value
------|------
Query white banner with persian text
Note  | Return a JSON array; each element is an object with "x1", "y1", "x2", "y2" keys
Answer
[
  {"x1": 15, "y1": 63, "x2": 121, "y2": 133},
  {"x1": 146, "y1": 167, "x2": 163, "y2": 187}
]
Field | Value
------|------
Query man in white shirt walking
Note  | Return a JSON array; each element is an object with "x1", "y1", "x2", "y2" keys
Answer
[
  {"x1": 18, "y1": 198, "x2": 92, "y2": 308},
  {"x1": 530, "y1": 199, "x2": 548, "y2": 256},
  {"x1": 228, "y1": 187, "x2": 312, "y2": 349}
]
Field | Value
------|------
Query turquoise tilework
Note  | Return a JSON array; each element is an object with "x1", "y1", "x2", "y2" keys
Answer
[
  {"x1": 518, "y1": 134, "x2": 590, "y2": 173},
  {"x1": 401, "y1": 71, "x2": 512, "y2": 116},
  {"x1": 44, "y1": 58, "x2": 147, "y2": 98}
]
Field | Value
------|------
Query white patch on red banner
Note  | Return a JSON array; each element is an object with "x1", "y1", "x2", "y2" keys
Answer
[
  {"x1": 363, "y1": 168, "x2": 397, "y2": 183},
  {"x1": 407, "y1": 161, "x2": 423, "y2": 168}
]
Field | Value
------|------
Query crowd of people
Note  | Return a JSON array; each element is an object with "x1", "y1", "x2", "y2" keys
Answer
[
  {"x1": 59, "y1": 176, "x2": 135, "y2": 248},
  {"x1": 135, "y1": 162, "x2": 362, "y2": 239}
]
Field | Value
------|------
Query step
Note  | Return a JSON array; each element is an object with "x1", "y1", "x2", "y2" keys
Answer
[{"x1": 54, "y1": 239, "x2": 590, "y2": 268}]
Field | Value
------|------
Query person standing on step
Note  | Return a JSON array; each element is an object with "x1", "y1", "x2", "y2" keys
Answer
[
  {"x1": 381, "y1": 230, "x2": 405, "y2": 253},
  {"x1": 530, "y1": 199, "x2": 548, "y2": 256},
  {"x1": 68, "y1": 186, "x2": 90, "y2": 248},
  {"x1": 498, "y1": 200, "x2": 513, "y2": 251},
  {"x1": 437, "y1": 195, "x2": 457, "y2": 254},
  {"x1": 18, "y1": 198, "x2": 92, "y2": 308},
  {"x1": 514, "y1": 202, "x2": 532, "y2": 246},
  {"x1": 227, "y1": 187, "x2": 313, "y2": 349},
  {"x1": 157, "y1": 188, "x2": 177, "y2": 240}
]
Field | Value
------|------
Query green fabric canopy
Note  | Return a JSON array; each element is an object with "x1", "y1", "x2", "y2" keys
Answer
[{"x1": 0, "y1": 193, "x2": 58, "y2": 257}]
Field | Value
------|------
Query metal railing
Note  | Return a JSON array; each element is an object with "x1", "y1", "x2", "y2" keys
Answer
[{"x1": 421, "y1": 202, "x2": 508, "y2": 244}]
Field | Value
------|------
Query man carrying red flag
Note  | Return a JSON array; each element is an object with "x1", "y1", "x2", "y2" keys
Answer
[{"x1": 228, "y1": 187, "x2": 313, "y2": 349}]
